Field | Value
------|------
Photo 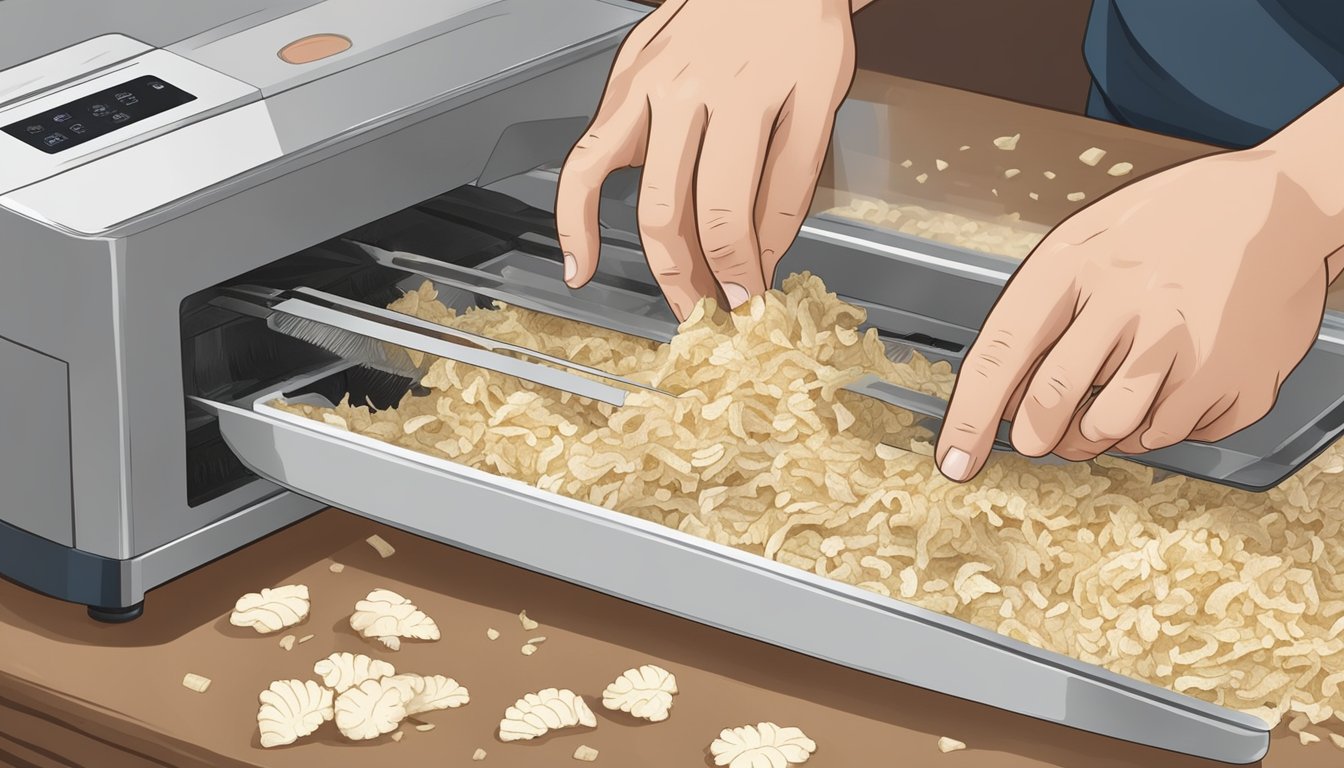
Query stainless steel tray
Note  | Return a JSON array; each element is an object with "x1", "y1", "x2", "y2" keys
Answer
[
  {"x1": 477, "y1": 171, "x2": 1344, "y2": 491},
  {"x1": 193, "y1": 364, "x2": 1270, "y2": 764}
]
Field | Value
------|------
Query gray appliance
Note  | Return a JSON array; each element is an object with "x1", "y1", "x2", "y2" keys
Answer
[{"x1": 3, "y1": 0, "x2": 1340, "y2": 763}]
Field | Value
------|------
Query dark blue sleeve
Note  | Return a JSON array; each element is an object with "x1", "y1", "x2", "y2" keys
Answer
[{"x1": 1084, "y1": 0, "x2": 1344, "y2": 148}]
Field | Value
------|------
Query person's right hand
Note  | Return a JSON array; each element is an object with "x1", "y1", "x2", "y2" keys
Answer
[{"x1": 555, "y1": 0, "x2": 857, "y2": 321}]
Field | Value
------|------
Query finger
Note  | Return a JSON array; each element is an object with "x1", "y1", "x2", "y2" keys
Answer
[
  {"x1": 1055, "y1": 335, "x2": 1131, "y2": 456},
  {"x1": 935, "y1": 264, "x2": 1077, "y2": 482},
  {"x1": 1010, "y1": 316, "x2": 1120, "y2": 457},
  {"x1": 1052, "y1": 407, "x2": 1119, "y2": 462},
  {"x1": 1077, "y1": 332, "x2": 1178, "y2": 444},
  {"x1": 637, "y1": 101, "x2": 719, "y2": 321},
  {"x1": 1003, "y1": 355, "x2": 1045, "y2": 419},
  {"x1": 695, "y1": 105, "x2": 779, "y2": 308},
  {"x1": 1132, "y1": 385, "x2": 1230, "y2": 450},
  {"x1": 1111, "y1": 410, "x2": 1157, "y2": 454},
  {"x1": 1185, "y1": 384, "x2": 1279, "y2": 444},
  {"x1": 754, "y1": 89, "x2": 841, "y2": 285},
  {"x1": 556, "y1": 99, "x2": 647, "y2": 289}
]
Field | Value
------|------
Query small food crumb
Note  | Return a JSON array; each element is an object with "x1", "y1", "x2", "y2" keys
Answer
[
  {"x1": 938, "y1": 736, "x2": 967, "y2": 753},
  {"x1": 1067, "y1": 192, "x2": 1086, "y2": 202},
  {"x1": 416, "y1": 723, "x2": 436, "y2": 732},
  {"x1": 486, "y1": 628, "x2": 500, "y2": 640},
  {"x1": 935, "y1": 159, "x2": 948, "y2": 171},
  {"x1": 900, "y1": 159, "x2": 913, "y2": 168},
  {"x1": 1043, "y1": 170, "x2": 1056, "y2": 179},
  {"x1": 1078, "y1": 146, "x2": 1107, "y2": 166},
  {"x1": 391, "y1": 731, "x2": 404, "y2": 742},
  {"x1": 1331, "y1": 733, "x2": 1344, "y2": 748},
  {"x1": 519, "y1": 611, "x2": 539, "y2": 631},
  {"x1": 915, "y1": 173, "x2": 929, "y2": 184},
  {"x1": 473, "y1": 748, "x2": 488, "y2": 761},
  {"x1": 403, "y1": 414, "x2": 437, "y2": 434},
  {"x1": 527, "y1": 636, "x2": 548, "y2": 645},
  {"x1": 182, "y1": 673, "x2": 211, "y2": 694},
  {"x1": 1301, "y1": 731, "x2": 1321, "y2": 746},
  {"x1": 521, "y1": 644, "x2": 538, "y2": 656},
  {"x1": 991, "y1": 188, "x2": 998, "y2": 197},
  {"x1": 959, "y1": 145, "x2": 970, "y2": 151},
  {"x1": 1028, "y1": 192, "x2": 1039, "y2": 200},
  {"x1": 366, "y1": 534, "x2": 395, "y2": 558},
  {"x1": 1003, "y1": 169, "x2": 1019, "y2": 178},
  {"x1": 329, "y1": 562, "x2": 345, "y2": 573},
  {"x1": 1107, "y1": 161, "x2": 1134, "y2": 176},
  {"x1": 279, "y1": 634, "x2": 296, "y2": 651},
  {"x1": 993, "y1": 133, "x2": 1020, "y2": 150},
  {"x1": 298, "y1": 634, "x2": 315, "y2": 644},
  {"x1": 574, "y1": 745, "x2": 599, "y2": 762}
]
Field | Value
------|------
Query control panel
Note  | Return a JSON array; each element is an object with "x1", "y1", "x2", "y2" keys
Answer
[{"x1": 2, "y1": 75, "x2": 196, "y2": 154}]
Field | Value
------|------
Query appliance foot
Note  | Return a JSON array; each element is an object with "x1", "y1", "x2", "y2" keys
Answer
[{"x1": 87, "y1": 602, "x2": 144, "y2": 623}]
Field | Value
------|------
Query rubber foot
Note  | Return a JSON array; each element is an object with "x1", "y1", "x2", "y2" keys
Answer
[{"x1": 87, "y1": 602, "x2": 144, "y2": 623}]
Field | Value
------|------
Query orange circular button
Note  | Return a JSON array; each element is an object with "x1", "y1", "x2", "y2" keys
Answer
[{"x1": 278, "y1": 33, "x2": 352, "y2": 65}]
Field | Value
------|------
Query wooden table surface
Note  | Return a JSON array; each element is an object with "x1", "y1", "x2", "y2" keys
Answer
[{"x1": 0, "y1": 509, "x2": 1333, "y2": 768}]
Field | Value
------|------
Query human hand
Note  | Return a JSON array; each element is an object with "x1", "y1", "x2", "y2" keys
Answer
[
  {"x1": 555, "y1": 0, "x2": 857, "y2": 321},
  {"x1": 934, "y1": 147, "x2": 1344, "y2": 482}
]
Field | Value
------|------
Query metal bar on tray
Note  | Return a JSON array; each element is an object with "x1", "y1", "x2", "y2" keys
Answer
[
  {"x1": 276, "y1": 288, "x2": 656, "y2": 406},
  {"x1": 354, "y1": 241, "x2": 678, "y2": 343}
]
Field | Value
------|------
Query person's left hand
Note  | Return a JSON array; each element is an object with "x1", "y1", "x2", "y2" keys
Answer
[{"x1": 934, "y1": 147, "x2": 1344, "y2": 483}]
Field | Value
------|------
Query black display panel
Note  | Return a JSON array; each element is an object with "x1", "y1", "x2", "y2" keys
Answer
[{"x1": 1, "y1": 75, "x2": 196, "y2": 155}]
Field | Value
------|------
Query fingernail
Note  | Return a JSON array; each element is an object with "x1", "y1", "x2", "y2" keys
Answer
[
  {"x1": 723, "y1": 282, "x2": 750, "y2": 309},
  {"x1": 563, "y1": 253, "x2": 577, "y2": 284},
  {"x1": 940, "y1": 447, "x2": 973, "y2": 482}
]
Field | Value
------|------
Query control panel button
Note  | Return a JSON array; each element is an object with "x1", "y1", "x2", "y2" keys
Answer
[
  {"x1": 279, "y1": 33, "x2": 352, "y2": 65},
  {"x1": 3, "y1": 74, "x2": 196, "y2": 155}
]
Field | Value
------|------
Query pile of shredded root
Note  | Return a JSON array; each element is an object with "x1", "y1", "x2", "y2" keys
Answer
[
  {"x1": 272, "y1": 274, "x2": 1344, "y2": 747},
  {"x1": 825, "y1": 198, "x2": 1047, "y2": 260}
]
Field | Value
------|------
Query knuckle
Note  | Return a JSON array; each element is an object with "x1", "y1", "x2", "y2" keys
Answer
[
  {"x1": 969, "y1": 329, "x2": 1020, "y2": 368},
  {"x1": 965, "y1": 350, "x2": 1007, "y2": 378},
  {"x1": 565, "y1": 142, "x2": 613, "y2": 177},
  {"x1": 1027, "y1": 365, "x2": 1081, "y2": 406},
  {"x1": 637, "y1": 197, "x2": 681, "y2": 237},
  {"x1": 697, "y1": 213, "x2": 754, "y2": 263},
  {"x1": 647, "y1": 259, "x2": 685, "y2": 279},
  {"x1": 947, "y1": 421, "x2": 984, "y2": 438}
]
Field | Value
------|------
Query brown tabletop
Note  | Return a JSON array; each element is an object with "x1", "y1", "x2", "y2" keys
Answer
[
  {"x1": 815, "y1": 70, "x2": 1344, "y2": 312},
  {"x1": 0, "y1": 508, "x2": 1332, "y2": 768}
]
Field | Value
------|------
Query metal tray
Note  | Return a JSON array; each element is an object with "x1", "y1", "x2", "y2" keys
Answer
[
  {"x1": 475, "y1": 171, "x2": 1344, "y2": 491},
  {"x1": 194, "y1": 364, "x2": 1270, "y2": 764}
]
